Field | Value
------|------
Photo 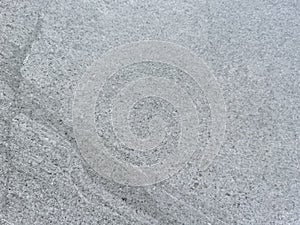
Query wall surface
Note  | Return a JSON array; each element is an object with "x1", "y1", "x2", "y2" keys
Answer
[{"x1": 0, "y1": 0, "x2": 299, "y2": 224}]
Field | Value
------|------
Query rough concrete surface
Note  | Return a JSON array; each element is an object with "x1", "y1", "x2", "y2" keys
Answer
[{"x1": 0, "y1": 0, "x2": 299, "y2": 224}]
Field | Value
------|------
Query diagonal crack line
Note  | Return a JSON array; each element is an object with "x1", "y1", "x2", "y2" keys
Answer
[
  {"x1": 1, "y1": 56, "x2": 175, "y2": 225},
  {"x1": 2, "y1": 40, "x2": 156, "y2": 224},
  {"x1": 1, "y1": 15, "x2": 43, "y2": 224},
  {"x1": 1, "y1": 15, "x2": 198, "y2": 225},
  {"x1": 0, "y1": 17, "x2": 75, "y2": 144},
  {"x1": 0, "y1": 22, "x2": 161, "y2": 225}
]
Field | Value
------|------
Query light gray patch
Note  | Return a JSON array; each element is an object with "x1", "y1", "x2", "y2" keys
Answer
[
  {"x1": 73, "y1": 40, "x2": 226, "y2": 186},
  {"x1": 95, "y1": 61, "x2": 211, "y2": 167}
]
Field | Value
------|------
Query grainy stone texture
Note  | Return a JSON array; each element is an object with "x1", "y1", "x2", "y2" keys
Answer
[{"x1": 0, "y1": 0, "x2": 299, "y2": 224}]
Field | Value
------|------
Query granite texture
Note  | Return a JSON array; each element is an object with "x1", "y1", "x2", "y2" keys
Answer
[{"x1": 0, "y1": 0, "x2": 299, "y2": 224}]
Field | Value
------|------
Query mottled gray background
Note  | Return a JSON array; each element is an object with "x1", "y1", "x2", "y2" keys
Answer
[{"x1": 0, "y1": 0, "x2": 299, "y2": 224}]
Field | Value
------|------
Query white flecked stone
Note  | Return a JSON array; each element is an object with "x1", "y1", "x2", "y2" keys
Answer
[{"x1": 0, "y1": 0, "x2": 299, "y2": 224}]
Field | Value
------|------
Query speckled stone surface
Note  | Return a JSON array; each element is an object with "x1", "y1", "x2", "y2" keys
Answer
[{"x1": 0, "y1": 0, "x2": 299, "y2": 224}]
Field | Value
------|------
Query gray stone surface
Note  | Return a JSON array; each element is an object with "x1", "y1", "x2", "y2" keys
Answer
[{"x1": 0, "y1": 0, "x2": 299, "y2": 224}]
